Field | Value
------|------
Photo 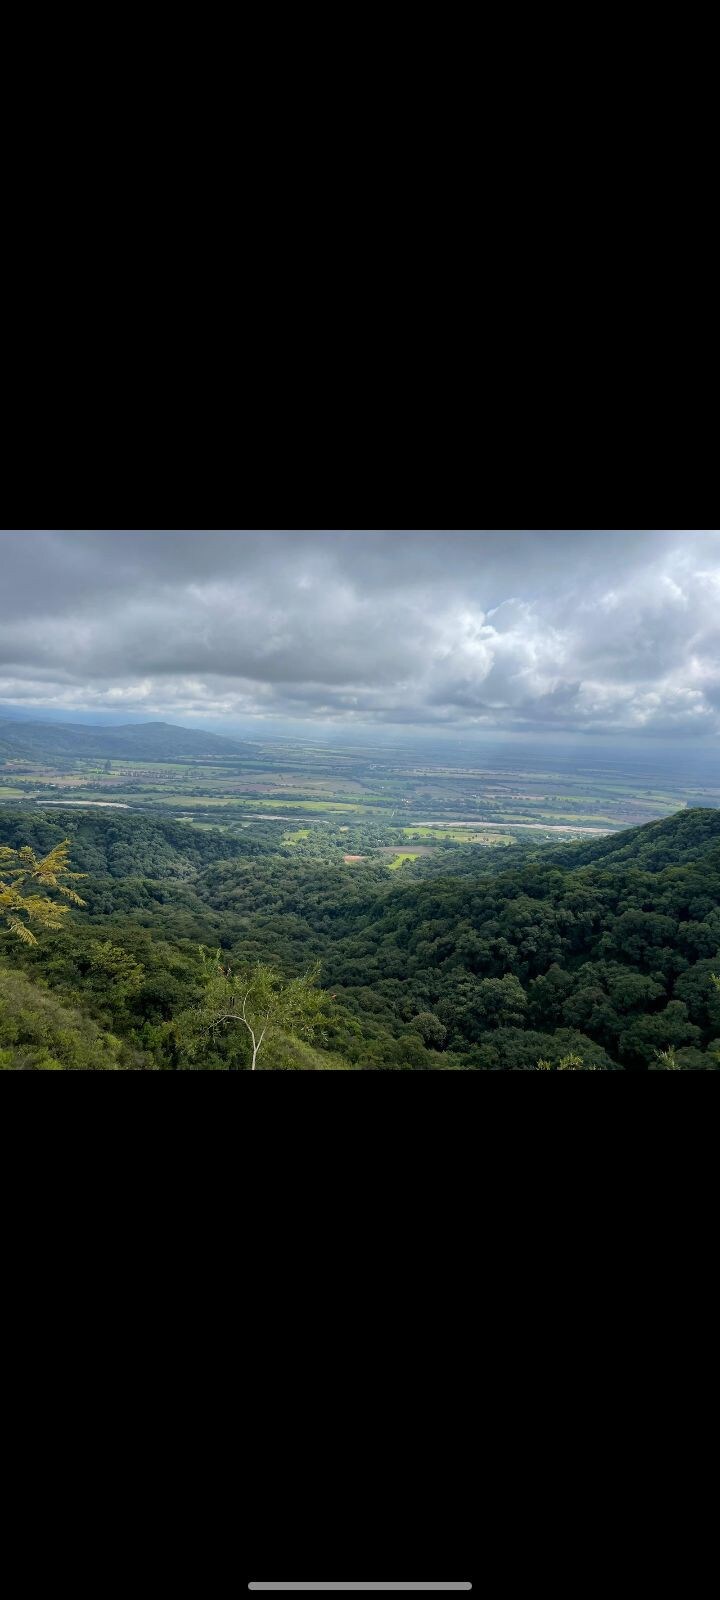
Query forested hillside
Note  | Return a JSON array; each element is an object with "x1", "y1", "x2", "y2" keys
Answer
[
  {"x1": 0, "y1": 807, "x2": 276, "y2": 879},
  {"x1": 0, "y1": 719, "x2": 248, "y2": 761},
  {"x1": 542, "y1": 808, "x2": 720, "y2": 871},
  {"x1": 2, "y1": 805, "x2": 719, "y2": 1068}
]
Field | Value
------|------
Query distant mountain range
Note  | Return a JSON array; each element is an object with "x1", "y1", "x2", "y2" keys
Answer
[{"x1": 0, "y1": 719, "x2": 249, "y2": 761}]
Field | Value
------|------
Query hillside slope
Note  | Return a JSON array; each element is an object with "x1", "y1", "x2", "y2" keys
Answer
[
  {"x1": 314, "y1": 808, "x2": 720, "y2": 1069},
  {"x1": 544, "y1": 807, "x2": 720, "y2": 871},
  {"x1": 0, "y1": 964, "x2": 132, "y2": 1069},
  {"x1": 3, "y1": 805, "x2": 719, "y2": 1068},
  {"x1": 262, "y1": 1032, "x2": 356, "y2": 1070},
  {"x1": 0, "y1": 718, "x2": 249, "y2": 761},
  {"x1": 0, "y1": 805, "x2": 274, "y2": 879}
]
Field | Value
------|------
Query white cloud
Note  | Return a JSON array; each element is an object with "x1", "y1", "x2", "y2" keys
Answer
[{"x1": 1, "y1": 530, "x2": 719, "y2": 736}]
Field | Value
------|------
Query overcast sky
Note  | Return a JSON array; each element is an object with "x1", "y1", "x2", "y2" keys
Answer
[{"x1": 1, "y1": 530, "x2": 719, "y2": 739}]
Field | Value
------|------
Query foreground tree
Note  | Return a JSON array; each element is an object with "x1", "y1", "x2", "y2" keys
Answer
[
  {"x1": 536, "y1": 1053, "x2": 593, "y2": 1070},
  {"x1": 651, "y1": 1046, "x2": 682, "y2": 1069},
  {"x1": 190, "y1": 951, "x2": 327, "y2": 1069},
  {"x1": 0, "y1": 840, "x2": 86, "y2": 945}
]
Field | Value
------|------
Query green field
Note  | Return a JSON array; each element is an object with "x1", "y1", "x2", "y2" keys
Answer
[
  {"x1": 402, "y1": 826, "x2": 513, "y2": 845},
  {"x1": 3, "y1": 735, "x2": 718, "y2": 873}
]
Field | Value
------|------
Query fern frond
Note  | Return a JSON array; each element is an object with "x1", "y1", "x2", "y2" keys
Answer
[
  {"x1": 2, "y1": 837, "x2": 83, "y2": 942},
  {"x1": 24, "y1": 896, "x2": 68, "y2": 925},
  {"x1": 7, "y1": 917, "x2": 38, "y2": 946}
]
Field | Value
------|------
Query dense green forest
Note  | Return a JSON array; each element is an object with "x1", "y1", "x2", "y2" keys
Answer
[{"x1": 2, "y1": 805, "x2": 720, "y2": 1068}]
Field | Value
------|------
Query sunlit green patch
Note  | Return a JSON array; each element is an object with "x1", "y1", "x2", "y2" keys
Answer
[
  {"x1": 401, "y1": 826, "x2": 512, "y2": 845},
  {"x1": 174, "y1": 817, "x2": 241, "y2": 832},
  {"x1": 264, "y1": 1033, "x2": 356, "y2": 1070}
]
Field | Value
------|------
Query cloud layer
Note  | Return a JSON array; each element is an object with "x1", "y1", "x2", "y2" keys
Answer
[{"x1": 1, "y1": 530, "x2": 719, "y2": 737}]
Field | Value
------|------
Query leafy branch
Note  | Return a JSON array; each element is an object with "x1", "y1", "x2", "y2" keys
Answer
[
  {"x1": 191, "y1": 949, "x2": 326, "y2": 1069},
  {"x1": 0, "y1": 839, "x2": 86, "y2": 946}
]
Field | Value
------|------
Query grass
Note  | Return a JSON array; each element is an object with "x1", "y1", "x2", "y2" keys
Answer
[
  {"x1": 263, "y1": 1032, "x2": 356, "y2": 1070},
  {"x1": 253, "y1": 799, "x2": 366, "y2": 813},
  {"x1": 145, "y1": 796, "x2": 369, "y2": 813},
  {"x1": 401, "y1": 826, "x2": 513, "y2": 844},
  {"x1": 174, "y1": 817, "x2": 242, "y2": 832},
  {"x1": 387, "y1": 852, "x2": 420, "y2": 870}
]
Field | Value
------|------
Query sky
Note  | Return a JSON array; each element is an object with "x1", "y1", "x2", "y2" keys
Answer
[{"x1": 1, "y1": 530, "x2": 719, "y2": 740}]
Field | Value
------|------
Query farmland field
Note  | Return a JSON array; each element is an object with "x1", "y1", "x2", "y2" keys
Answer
[{"x1": 2, "y1": 725, "x2": 719, "y2": 879}]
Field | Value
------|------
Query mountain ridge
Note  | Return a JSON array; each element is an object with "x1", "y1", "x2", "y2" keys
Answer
[
  {"x1": 0, "y1": 718, "x2": 251, "y2": 761},
  {"x1": 541, "y1": 805, "x2": 720, "y2": 872}
]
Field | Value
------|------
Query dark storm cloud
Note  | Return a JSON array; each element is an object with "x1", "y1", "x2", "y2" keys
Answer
[{"x1": 1, "y1": 530, "x2": 719, "y2": 735}]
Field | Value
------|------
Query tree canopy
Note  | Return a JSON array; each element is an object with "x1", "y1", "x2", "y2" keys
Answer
[
  {"x1": 178, "y1": 951, "x2": 327, "y2": 1069},
  {"x1": 2, "y1": 806, "x2": 720, "y2": 1068}
]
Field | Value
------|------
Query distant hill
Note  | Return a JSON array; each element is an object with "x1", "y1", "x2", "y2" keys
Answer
[{"x1": 0, "y1": 719, "x2": 249, "y2": 762}]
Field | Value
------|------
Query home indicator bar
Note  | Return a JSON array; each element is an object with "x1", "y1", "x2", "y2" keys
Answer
[{"x1": 248, "y1": 1586, "x2": 472, "y2": 1592}]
